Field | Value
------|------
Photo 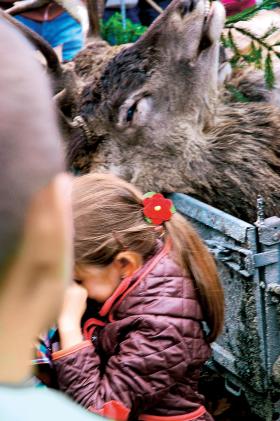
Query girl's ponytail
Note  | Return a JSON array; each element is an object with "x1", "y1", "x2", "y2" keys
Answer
[{"x1": 165, "y1": 212, "x2": 224, "y2": 342}]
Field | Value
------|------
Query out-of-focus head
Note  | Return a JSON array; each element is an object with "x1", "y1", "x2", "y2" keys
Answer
[{"x1": 0, "y1": 20, "x2": 73, "y2": 330}]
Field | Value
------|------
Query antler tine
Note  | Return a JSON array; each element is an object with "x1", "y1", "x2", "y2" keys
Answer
[
  {"x1": 87, "y1": 0, "x2": 102, "y2": 39},
  {"x1": 0, "y1": 10, "x2": 62, "y2": 78}
]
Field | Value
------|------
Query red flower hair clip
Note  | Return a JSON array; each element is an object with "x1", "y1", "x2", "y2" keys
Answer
[{"x1": 143, "y1": 192, "x2": 176, "y2": 225}]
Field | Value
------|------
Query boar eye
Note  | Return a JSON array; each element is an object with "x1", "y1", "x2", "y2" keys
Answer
[{"x1": 126, "y1": 103, "x2": 137, "y2": 122}]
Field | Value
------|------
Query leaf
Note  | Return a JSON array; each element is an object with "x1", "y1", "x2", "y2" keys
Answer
[
  {"x1": 226, "y1": 84, "x2": 251, "y2": 103},
  {"x1": 264, "y1": 53, "x2": 275, "y2": 89},
  {"x1": 227, "y1": 30, "x2": 240, "y2": 55},
  {"x1": 249, "y1": 41, "x2": 263, "y2": 68}
]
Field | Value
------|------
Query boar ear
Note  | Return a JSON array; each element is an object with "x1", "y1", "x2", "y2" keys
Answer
[
  {"x1": 54, "y1": 91, "x2": 93, "y2": 172},
  {"x1": 53, "y1": 88, "x2": 91, "y2": 143}
]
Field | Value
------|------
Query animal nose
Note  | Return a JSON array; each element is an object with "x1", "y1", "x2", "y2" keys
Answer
[{"x1": 177, "y1": 0, "x2": 199, "y2": 16}]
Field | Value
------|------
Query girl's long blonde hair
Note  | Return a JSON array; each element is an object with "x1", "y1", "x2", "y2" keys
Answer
[{"x1": 73, "y1": 173, "x2": 224, "y2": 342}]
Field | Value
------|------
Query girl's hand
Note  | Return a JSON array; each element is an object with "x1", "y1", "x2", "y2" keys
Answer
[
  {"x1": 57, "y1": 283, "x2": 88, "y2": 350},
  {"x1": 58, "y1": 282, "x2": 88, "y2": 331}
]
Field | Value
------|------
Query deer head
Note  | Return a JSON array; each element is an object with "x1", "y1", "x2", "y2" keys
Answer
[
  {"x1": 4, "y1": 4, "x2": 280, "y2": 222},
  {"x1": 68, "y1": 0, "x2": 225, "y2": 174},
  {"x1": 1, "y1": 1, "x2": 226, "y2": 181}
]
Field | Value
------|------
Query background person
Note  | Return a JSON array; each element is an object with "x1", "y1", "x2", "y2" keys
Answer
[{"x1": 0, "y1": 0, "x2": 84, "y2": 61}]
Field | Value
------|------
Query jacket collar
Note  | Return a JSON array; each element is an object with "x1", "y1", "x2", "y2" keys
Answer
[{"x1": 99, "y1": 239, "x2": 171, "y2": 319}]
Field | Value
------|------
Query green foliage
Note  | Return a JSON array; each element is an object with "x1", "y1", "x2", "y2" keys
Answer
[
  {"x1": 100, "y1": 13, "x2": 147, "y2": 45},
  {"x1": 224, "y1": 0, "x2": 280, "y2": 89},
  {"x1": 226, "y1": 84, "x2": 251, "y2": 102},
  {"x1": 265, "y1": 52, "x2": 275, "y2": 88}
]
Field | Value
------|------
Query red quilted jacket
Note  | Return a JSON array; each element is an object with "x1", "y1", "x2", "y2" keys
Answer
[{"x1": 53, "y1": 241, "x2": 213, "y2": 421}]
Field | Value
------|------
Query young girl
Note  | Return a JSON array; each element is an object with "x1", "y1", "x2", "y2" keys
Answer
[{"x1": 51, "y1": 173, "x2": 224, "y2": 421}]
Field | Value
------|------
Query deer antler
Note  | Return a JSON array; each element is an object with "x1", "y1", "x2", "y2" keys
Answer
[
  {"x1": 1, "y1": 10, "x2": 86, "y2": 139},
  {"x1": 0, "y1": 10, "x2": 63, "y2": 79},
  {"x1": 87, "y1": 0, "x2": 102, "y2": 39}
]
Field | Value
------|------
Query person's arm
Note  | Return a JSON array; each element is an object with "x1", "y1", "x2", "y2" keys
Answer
[
  {"x1": 53, "y1": 314, "x2": 192, "y2": 421},
  {"x1": 0, "y1": 0, "x2": 18, "y2": 6}
]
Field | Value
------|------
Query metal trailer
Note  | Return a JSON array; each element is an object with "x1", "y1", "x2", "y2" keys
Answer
[{"x1": 169, "y1": 193, "x2": 280, "y2": 421}]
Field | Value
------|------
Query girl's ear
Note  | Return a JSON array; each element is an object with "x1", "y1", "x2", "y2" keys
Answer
[{"x1": 114, "y1": 251, "x2": 143, "y2": 278}]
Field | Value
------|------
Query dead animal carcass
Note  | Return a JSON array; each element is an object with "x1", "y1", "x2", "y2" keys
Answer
[
  {"x1": 4, "y1": 0, "x2": 280, "y2": 223},
  {"x1": 64, "y1": 0, "x2": 280, "y2": 224}
]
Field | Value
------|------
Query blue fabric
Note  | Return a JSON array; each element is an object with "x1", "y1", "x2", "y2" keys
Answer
[{"x1": 15, "y1": 12, "x2": 84, "y2": 61}]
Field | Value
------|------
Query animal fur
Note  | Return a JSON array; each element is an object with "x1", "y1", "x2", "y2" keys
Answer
[
  {"x1": 64, "y1": 0, "x2": 280, "y2": 223},
  {"x1": 4, "y1": 0, "x2": 280, "y2": 223}
]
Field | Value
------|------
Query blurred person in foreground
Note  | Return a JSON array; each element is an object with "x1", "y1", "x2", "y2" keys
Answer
[{"x1": 0, "y1": 19, "x2": 101, "y2": 421}]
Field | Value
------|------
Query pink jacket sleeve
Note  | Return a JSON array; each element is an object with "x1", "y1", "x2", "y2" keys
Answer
[{"x1": 52, "y1": 317, "x2": 192, "y2": 421}]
